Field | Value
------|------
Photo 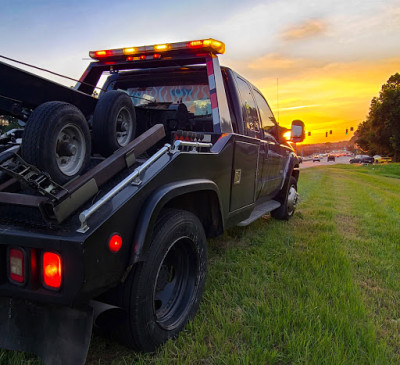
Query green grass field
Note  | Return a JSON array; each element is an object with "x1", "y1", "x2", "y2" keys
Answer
[{"x1": 2, "y1": 163, "x2": 400, "y2": 364}]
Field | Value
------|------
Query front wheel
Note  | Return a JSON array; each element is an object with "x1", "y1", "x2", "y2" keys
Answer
[
  {"x1": 117, "y1": 209, "x2": 207, "y2": 352},
  {"x1": 271, "y1": 175, "x2": 298, "y2": 220}
]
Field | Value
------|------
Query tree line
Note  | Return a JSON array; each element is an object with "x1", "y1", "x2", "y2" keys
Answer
[{"x1": 354, "y1": 73, "x2": 400, "y2": 161}]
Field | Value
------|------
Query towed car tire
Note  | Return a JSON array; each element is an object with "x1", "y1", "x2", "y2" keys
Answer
[
  {"x1": 92, "y1": 91, "x2": 136, "y2": 157},
  {"x1": 21, "y1": 101, "x2": 91, "y2": 185}
]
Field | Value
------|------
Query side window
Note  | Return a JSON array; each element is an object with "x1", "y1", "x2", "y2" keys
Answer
[
  {"x1": 252, "y1": 89, "x2": 277, "y2": 139},
  {"x1": 235, "y1": 77, "x2": 261, "y2": 137}
]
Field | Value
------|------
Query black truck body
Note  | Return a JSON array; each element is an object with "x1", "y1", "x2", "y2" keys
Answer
[{"x1": 0, "y1": 39, "x2": 304, "y2": 364}]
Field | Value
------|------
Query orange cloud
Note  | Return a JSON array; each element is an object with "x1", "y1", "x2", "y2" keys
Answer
[
  {"x1": 282, "y1": 19, "x2": 327, "y2": 41},
  {"x1": 248, "y1": 53, "x2": 297, "y2": 70},
  {"x1": 280, "y1": 104, "x2": 322, "y2": 111}
]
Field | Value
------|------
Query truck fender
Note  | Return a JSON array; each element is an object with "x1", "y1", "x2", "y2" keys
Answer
[
  {"x1": 279, "y1": 152, "x2": 298, "y2": 191},
  {"x1": 273, "y1": 153, "x2": 299, "y2": 208},
  {"x1": 129, "y1": 179, "x2": 223, "y2": 266}
]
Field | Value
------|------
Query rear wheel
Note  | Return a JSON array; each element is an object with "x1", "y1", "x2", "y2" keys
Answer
[
  {"x1": 117, "y1": 209, "x2": 207, "y2": 352},
  {"x1": 271, "y1": 175, "x2": 298, "y2": 220},
  {"x1": 92, "y1": 91, "x2": 136, "y2": 157},
  {"x1": 21, "y1": 101, "x2": 91, "y2": 184}
]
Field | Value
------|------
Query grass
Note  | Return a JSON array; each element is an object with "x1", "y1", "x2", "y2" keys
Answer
[{"x1": 2, "y1": 163, "x2": 400, "y2": 364}]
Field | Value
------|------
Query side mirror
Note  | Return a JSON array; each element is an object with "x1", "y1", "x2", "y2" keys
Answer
[{"x1": 291, "y1": 119, "x2": 305, "y2": 142}]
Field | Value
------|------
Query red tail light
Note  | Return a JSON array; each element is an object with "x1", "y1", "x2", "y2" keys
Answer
[
  {"x1": 109, "y1": 234, "x2": 123, "y2": 253},
  {"x1": 9, "y1": 248, "x2": 25, "y2": 284},
  {"x1": 43, "y1": 252, "x2": 62, "y2": 289}
]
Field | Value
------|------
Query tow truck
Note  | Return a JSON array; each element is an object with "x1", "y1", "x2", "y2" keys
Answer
[{"x1": 0, "y1": 38, "x2": 304, "y2": 364}]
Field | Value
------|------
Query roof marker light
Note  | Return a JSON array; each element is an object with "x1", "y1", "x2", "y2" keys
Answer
[
  {"x1": 187, "y1": 39, "x2": 225, "y2": 54},
  {"x1": 154, "y1": 44, "x2": 170, "y2": 52},
  {"x1": 94, "y1": 50, "x2": 113, "y2": 58},
  {"x1": 188, "y1": 40, "x2": 204, "y2": 48},
  {"x1": 123, "y1": 47, "x2": 137, "y2": 55}
]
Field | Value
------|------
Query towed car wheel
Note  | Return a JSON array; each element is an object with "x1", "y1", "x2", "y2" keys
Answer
[
  {"x1": 55, "y1": 123, "x2": 87, "y2": 177},
  {"x1": 21, "y1": 101, "x2": 91, "y2": 185},
  {"x1": 92, "y1": 91, "x2": 136, "y2": 157}
]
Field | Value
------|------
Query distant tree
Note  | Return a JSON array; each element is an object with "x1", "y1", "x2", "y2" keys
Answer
[
  {"x1": 355, "y1": 73, "x2": 400, "y2": 160},
  {"x1": 346, "y1": 135, "x2": 358, "y2": 154}
]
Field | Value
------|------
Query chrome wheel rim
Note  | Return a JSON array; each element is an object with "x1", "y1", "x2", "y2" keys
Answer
[
  {"x1": 287, "y1": 184, "x2": 298, "y2": 216},
  {"x1": 55, "y1": 123, "x2": 86, "y2": 176},
  {"x1": 116, "y1": 107, "x2": 133, "y2": 146}
]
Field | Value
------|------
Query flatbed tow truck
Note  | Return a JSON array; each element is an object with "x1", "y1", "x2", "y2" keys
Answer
[{"x1": 0, "y1": 39, "x2": 304, "y2": 364}]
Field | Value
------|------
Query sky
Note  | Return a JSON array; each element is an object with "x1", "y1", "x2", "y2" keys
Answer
[{"x1": 1, "y1": 0, "x2": 400, "y2": 144}]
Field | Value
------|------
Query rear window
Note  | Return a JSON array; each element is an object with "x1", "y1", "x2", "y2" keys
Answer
[{"x1": 127, "y1": 85, "x2": 211, "y2": 117}]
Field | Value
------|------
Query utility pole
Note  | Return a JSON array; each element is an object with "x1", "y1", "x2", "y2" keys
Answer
[{"x1": 276, "y1": 78, "x2": 279, "y2": 123}]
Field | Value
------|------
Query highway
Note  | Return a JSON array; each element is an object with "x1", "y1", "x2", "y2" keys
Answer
[{"x1": 300, "y1": 156, "x2": 352, "y2": 169}]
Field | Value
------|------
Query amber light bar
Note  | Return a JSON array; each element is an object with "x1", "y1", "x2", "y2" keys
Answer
[{"x1": 89, "y1": 38, "x2": 225, "y2": 60}]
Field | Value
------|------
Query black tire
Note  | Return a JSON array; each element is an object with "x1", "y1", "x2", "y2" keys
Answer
[
  {"x1": 21, "y1": 101, "x2": 91, "y2": 185},
  {"x1": 92, "y1": 91, "x2": 136, "y2": 157},
  {"x1": 117, "y1": 209, "x2": 207, "y2": 352},
  {"x1": 271, "y1": 175, "x2": 298, "y2": 220}
]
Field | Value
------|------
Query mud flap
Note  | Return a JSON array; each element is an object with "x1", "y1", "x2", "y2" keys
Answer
[{"x1": 0, "y1": 297, "x2": 93, "y2": 365}]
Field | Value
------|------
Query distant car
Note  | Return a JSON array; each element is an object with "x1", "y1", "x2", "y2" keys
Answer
[
  {"x1": 313, "y1": 155, "x2": 320, "y2": 162},
  {"x1": 349, "y1": 155, "x2": 374, "y2": 164},
  {"x1": 327, "y1": 154, "x2": 335, "y2": 162},
  {"x1": 374, "y1": 156, "x2": 392, "y2": 163}
]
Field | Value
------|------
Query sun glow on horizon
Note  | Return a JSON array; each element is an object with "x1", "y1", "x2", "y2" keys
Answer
[{"x1": 252, "y1": 57, "x2": 400, "y2": 144}]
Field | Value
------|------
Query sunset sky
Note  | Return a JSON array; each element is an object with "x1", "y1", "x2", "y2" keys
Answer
[{"x1": 1, "y1": 0, "x2": 400, "y2": 143}]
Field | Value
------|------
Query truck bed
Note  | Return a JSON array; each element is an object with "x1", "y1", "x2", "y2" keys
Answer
[{"x1": 0, "y1": 124, "x2": 166, "y2": 231}]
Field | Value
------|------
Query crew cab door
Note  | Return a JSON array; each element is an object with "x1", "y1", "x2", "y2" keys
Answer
[
  {"x1": 251, "y1": 88, "x2": 286, "y2": 197},
  {"x1": 230, "y1": 74, "x2": 266, "y2": 211}
]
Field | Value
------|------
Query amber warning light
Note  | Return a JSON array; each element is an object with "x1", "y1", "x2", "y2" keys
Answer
[{"x1": 89, "y1": 38, "x2": 225, "y2": 60}]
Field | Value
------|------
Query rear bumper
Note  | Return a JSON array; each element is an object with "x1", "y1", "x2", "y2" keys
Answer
[{"x1": 0, "y1": 297, "x2": 93, "y2": 365}]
